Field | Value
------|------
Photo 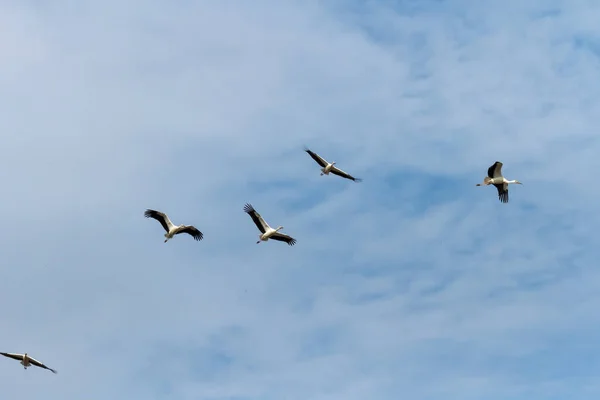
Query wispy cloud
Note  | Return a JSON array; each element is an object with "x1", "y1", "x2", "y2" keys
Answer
[{"x1": 2, "y1": 0, "x2": 600, "y2": 399}]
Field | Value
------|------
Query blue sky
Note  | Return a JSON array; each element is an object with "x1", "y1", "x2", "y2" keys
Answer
[{"x1": 1, "y1": 0, "x2": 600, "y2": 399}]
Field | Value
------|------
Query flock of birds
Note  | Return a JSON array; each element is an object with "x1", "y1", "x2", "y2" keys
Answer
[{"x1": 1, "y1": 149, "x2": 522, "y2": 374}]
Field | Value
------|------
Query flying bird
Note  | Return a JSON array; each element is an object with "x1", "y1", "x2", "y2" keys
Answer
[
  {"x1": 0, "y1": 352, "x2": 57, "y2": 373},
  {"x1": 144, "y1": 209, "x2": 203, "y2": 243},
  {"x1": 476, "y1": 161, "x2": 522, "y2": 203},
  {"x1": 304, "y1": 148, "x2": 362, "y2": 182},
  {"x1": 243, "y1": 203, "x2": 297, "y2": 246}
]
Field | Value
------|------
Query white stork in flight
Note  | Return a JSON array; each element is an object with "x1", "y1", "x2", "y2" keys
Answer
[
  {"x1": 476, "y1": 161, "x2": 522, "y2": 203},
  {"x1": 243, "y1": 203, "x2": 297, "y2": 246},
  {"x1": 304, "y1": 148, "x2": 362, "y2": 182},
  {"x1": 144, "y1": 209, "x2": 203, "y2": 243},
  {"x1": 0, "y1": 352, "x2": 57, "y2": 373}
]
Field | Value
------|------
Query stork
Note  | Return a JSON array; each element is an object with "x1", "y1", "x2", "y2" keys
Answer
[
  {"x1": 144, "y1": 209, "x2": 203, "y2": 242},
  {"x1": 243, "y1": 203, "x2": 296, "y2": 246},
  {"x1": 476, "y1": 161, "x2": 522, "y2": 203},
  {"x1": 0, "y1": 352, "x2": 57, "y2": 373},
  {"x1": 304, "y1": 148, "x2": 362, "y2": 182}
]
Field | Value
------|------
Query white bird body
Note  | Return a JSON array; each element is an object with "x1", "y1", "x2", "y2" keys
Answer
[
  {"x1": 321, "y1": 162, "x2": 335, "y2": 175},
  {"x1": 144, "y1": 209, "x2": 203, "y2": 243},
  {"x1": 476, "y1": 161, "x2": 522, "y2": 203},
  {"x1": 21, "y1": 354, "x2": 31, "y2": 368},
  {"x1": 304, "y1": 148, "x2": 362, "y2": 182},
  {"x1": 243, "y1": 203, "x2": 297, "y2": 246},
  {"x1": 260, "y1": 226, "x2": 284, "y2": 242},
  {"x1": 0, "y1": 352, "x2": 57, "y2": 373}
]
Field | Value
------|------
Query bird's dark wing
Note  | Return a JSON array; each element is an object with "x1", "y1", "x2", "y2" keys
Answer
[
  {"x1": 0, "y1": 352, "x2": 23, "y2": 361},
  {"x1": 330, "y1": 166, "x2": 362, "y2": 182},
  {"x1": 494, "y1": 183, "x2": 508, "y2": 203},
  {"x1": 304, "y1": 148, "x2": 328, "y2": 168},
  {"x1": 243, "y1": 203, "x2": 267, "y2": 233},
  {"x1": 144, "y1": 209, "x2": 171, "y2": 232},
  {"x1": 269, "y1": 232, "x2": 297, "y2": 246},
  {"x1": 488, "y1": 161, "x2": 503, "y2": 179},
  {"x1": 28, "y1": 357, "x2": 57, "y2": 374},
  {"x1": 176, "y1": 226, "x2": 203, "y2": 241}
]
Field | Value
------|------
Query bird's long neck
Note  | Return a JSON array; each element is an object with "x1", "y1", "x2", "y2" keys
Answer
[{"x1": 506, "y1": 179, "x2": 518, "y2": 184}]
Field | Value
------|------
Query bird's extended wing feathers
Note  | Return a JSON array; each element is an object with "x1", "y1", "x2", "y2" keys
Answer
[
  {"x1": 330, "y1": 166, "x2": 362, "y2": 182},
  {"x1": 488, "y1": 161, "x2": 503, "y2": 179},
  {"x1": 304, "y1": 148, "x2": 328, "y2": 168},
  {"x1": 243, "y1": 203, "x2": 268, "y2": 233},
  {"x1": 144, "y1": 209, "x2": 174, "y2": 232},
  {"x1": 28, "y1": 357, "x2": 57, "y2": 373},
  {"x1": 494, "y1": 183, "x2": 509, "y2": 203},
  {"x1": 269, "y1": 232, "x2": 297, "y2": 246},
  {"x1": 0, "y1": 352, "x2": 23, "y2": 361},
  {"x1": 176, "y1": 225, "x2": 203, "y2": 241}
]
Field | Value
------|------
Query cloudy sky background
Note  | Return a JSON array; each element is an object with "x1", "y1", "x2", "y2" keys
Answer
[{"x1": 1, "y1": 0, "x2": 600, "y2": 399}]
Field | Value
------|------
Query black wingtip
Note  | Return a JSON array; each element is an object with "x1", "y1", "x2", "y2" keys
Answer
[{"x1": 243, "y1": 203, "x2": 255, "y2": 213}]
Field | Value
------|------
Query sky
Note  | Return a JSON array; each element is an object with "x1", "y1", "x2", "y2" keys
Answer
[{"x1": 1, "y1": 0, "x2": 600, "y2": 399}]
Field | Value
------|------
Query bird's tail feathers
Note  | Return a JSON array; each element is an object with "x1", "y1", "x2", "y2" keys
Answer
[{"x1": 477, "y1": 177, "x2": 492, "y2": 186}]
